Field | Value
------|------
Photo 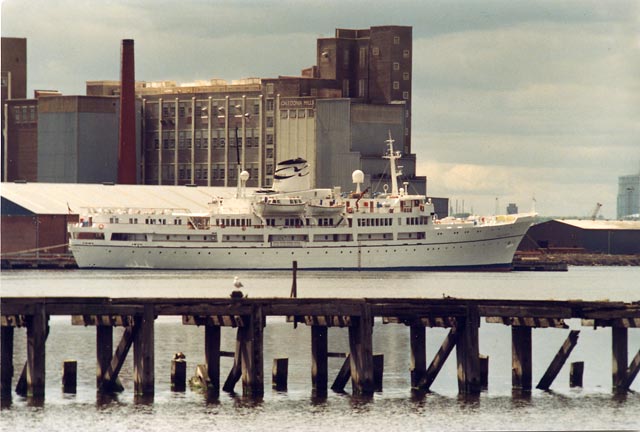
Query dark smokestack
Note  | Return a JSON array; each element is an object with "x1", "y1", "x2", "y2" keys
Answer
[{"x1": 118, "y1": 39, "x2": 137, "y2": 184}]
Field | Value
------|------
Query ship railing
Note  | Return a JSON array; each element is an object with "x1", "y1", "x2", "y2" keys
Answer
[{"x1": 78, "y1": 206, "x2": 191, "y2": 216}]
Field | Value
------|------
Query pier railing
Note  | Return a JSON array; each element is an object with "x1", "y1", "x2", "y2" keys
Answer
[{"x1": 1, "y1": 296, "x2": 638, "y2": 400}]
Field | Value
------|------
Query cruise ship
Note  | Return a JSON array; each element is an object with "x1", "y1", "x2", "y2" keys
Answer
[{"x1": 68, "y1": 135, "x2": 535, "y2": 270}]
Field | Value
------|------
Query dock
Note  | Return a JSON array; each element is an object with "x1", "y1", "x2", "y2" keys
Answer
[{"x1": 2, "y1": 294, "x2": 639, "y2": 401}]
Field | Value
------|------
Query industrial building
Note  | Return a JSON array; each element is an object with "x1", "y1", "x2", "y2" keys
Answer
[
  {"x1": 518, "y1": 219, "x2": 640, "y2": 255},
  {"x1": 3, "y1": 27, "x2": 425, "y2": 195}
]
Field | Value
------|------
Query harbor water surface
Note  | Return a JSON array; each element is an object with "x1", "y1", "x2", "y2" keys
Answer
[{"x1": 1, "y1": 267, "x2": 639, "y2": 431}]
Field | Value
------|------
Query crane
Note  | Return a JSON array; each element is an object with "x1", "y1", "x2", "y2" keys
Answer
[{"x1": 591, "y1": 203, "x2": 602, "y2": 221}]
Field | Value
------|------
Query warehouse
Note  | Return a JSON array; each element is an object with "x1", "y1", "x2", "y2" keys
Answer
[
  {"x1": 519, "y1": 219, "x2": 640, "y2": 255},
  {"x1": 1, "y1": 182, "x2": 245, "y2": 267}
]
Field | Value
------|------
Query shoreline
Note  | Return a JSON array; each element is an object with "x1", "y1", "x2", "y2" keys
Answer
[{"x1": 515, "y1": 252, "x2": 640, "y2": 267}]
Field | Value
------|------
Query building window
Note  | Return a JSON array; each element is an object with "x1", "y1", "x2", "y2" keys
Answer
[
  {"x1": 343, "y1": 79, "x2": 349, "y2": 97},
  {"x1": 266, "y1": 99, "x2": 274, "y2": 112},
  {"x1": 308, "y1": 109, "x2": 314, "y2": 118},
  {"x1": 372, "y1": 46, "x2": 379, "y2": 56},
  {"x1": 343, "y1": 49, "x2": 349, "y2": 67},
  {"x1": 266, "y1": 83, "x2": 274, "y2": 95},
  {"x1": 393, "y1": 62, "x2": 400, "y2": 71},
  {"x1": 266, "y1": 116, "x2": 274, "y2": 128},
  {"x1": 393, "y1": 81, "x2": 400, "y2": 90},
  {"x1": 403, "y1": 91, "x2": 409, "y2": 100},
  {"x1": 281, "y1": 110, "x2": 288, "y2": 119},
  {"x1": 359, "y1": 47, "x2": 367, "y2": 67},
  {"x1": 403, "y1": 72, "x2": 410, "y2": 81},
  {"x1": 266, "y1": 134, "x2": 274, "y2": 145},
  {"x1": 403, "y1": 49, "x2": 410, "y2": 58},
  {"x1": 298, "y1": 109, "x2": 305, "y2": 118},
  {"x1": 290, "y1": 110, "x2": 297, "y2": 119},
  {"x1": 266, "y1": 148, "x2": 274, "y2": 159},
  {"x1": 394, "y1": 36, "x2": 400, "y2": 45},
  {"x1": 358, "y1": 79, "x2": 365, "y2": 97}
]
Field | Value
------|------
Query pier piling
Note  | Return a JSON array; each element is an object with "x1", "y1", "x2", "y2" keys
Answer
[
  {"x1": 62, "y1": 360, "x2": 77, "y2": 393},
  {"x1": 570, "y1": 361, "x2": 584, "y2": 387},
  {"x1": 311, "y1": 326, "x2": 328, "y2": 395},
  {"x1": 272, "y1": 358, "x2": 288, "y2": 390}
]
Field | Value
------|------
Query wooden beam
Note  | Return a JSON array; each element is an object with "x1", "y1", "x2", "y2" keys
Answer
[
  {"x1": 536, "y1": 330, "x2": 580, "y2": 390},
  {"x1": 417, "y1": 328, "x2": 458, "y2": 391},
  {"x1": 348, "y1": 303, "x2": 374, "y2": 396},
  {"x1": 26, "y1": 303, "x2": 48, "y2": 397},
  {"x1": 330, "y1": 355, "x2": 351, "y2": 393},
  {"x1": 133, "y1": 304, "x2": 155, "y2": 396},
  {"x1": 222, "y1": 329, "x2": 242, "y2": 393},
  {"x1": 512, "y1": 326, "x2": 532, "y2": 392},
  {"x1": 456, "y1": 305, "x2": 481, "y2": 394},
  {"x1": 625, "y1": 349, "x2": 640, "y2": 389},
  {"x1": 311, "y1": 326, "x2": 328, "y2": 396},
  {"x1": 204, "y1": 325, "x2": 221, "y2": 396},
  {"x1": 612, "y1": 327, "x2": 628, "y2": 393},
  {"x1": 410, "y1": 324, "x2": 426, "y2": 388},
  {"x1": 1, "y1": 326, "x2": 14, "y2": 397},
  {"x1": 486, "y1": 316, "x2": 567, "y2": 328},
  {"x1": 100, "y1": 326, "x2": 136, "y2": 392}
]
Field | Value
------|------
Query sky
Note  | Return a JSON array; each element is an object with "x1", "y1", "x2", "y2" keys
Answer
[{"x1": 2, "y1": 0, "x2": 639, "y2": 218}]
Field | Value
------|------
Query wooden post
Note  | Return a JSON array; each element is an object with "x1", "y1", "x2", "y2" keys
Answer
[
  {"x1": 409, "y1": 324, "x2": 426, "y2": 388},
  {"x1": 348, "y1": 303, "x2": 374, "y2": 396},
  {"x1": 311, "y1": 326, "x2": 328, "y2": 396},
  {"x1": 1, "y1": 326, "x2": 14, "y2": 398},
  {"x1": 204, "y1": 325, "x2": 221, "y2": 396},
  {"x1": 171, "y1": 357, "x2": 186, "y2": 392},
  {"x1": 240, "y1": 305, "x2": 264, "y2": 397},
  {"x1": 612, "y1": 327, "x2": 628, "y2": 393},
  {"x1": 456, "y1": 305, "x2": 481, "y2": 394},
  {"x1": 537, "y1": 330, "x2": 580, "y2": 390},
  {"x1": 570, "y1": 361, "x2": 584, "y2": 387},
  {"x1": 512, "y1": 326, "x2": 532, "y2": 392},
  {"x1": 373, "y1": 354, "x2": 384, "y2": 392},
  {"x1": 26, "y1": 303, "x2": 47, "y2": 397},
  {"x1": 62, "y1": 360, "x2": 77, "y2": 393},
  {"x1": 290, "y1": 260, "x2": 298, "y2": 298},
  {"x1": 480, "y1": 355, "x2": 489, "y2": 390},
  {"x1": 133, "y1": 304, "x2": 155, "y2": 396},
  {"x1": 272, "y1": 358, "x2": 288, "y2": 391},
  {"x1": 96, "y1": 326, "x2": 113, "y2": 389}
]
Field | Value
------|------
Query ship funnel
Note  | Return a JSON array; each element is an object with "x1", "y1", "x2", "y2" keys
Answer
[{"x1": 272, "y1": 158, "x2": 311, "y2": 192}]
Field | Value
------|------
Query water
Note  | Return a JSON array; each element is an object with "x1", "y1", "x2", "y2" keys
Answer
[{"x1": 1, "y1": 267, "x2": 639, "y2": 431}]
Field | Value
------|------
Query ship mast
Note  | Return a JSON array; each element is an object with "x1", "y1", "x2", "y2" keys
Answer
[{"x1": 383, "y1": 131, "x2": 403, "y2": 195}]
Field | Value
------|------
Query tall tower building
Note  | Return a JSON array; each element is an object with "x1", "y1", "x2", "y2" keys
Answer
[
  {"x1": 617, "y1": 171, "x2": 640, "y2": 219},
  {"x1": 317, "y1": 26, "x2": 412, "y2": 153}
]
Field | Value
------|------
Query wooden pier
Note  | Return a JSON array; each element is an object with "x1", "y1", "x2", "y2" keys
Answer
[{"x1": 1, "y1": 296, "x2": 638, "y2": 400}]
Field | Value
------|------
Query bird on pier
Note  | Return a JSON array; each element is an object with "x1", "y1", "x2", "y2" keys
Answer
[{"x1": 233, "y1": 276, "x2": 243, "y2": 289}]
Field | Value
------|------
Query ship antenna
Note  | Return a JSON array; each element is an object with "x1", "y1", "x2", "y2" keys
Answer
[{"x1": 383, "y1": 130, "x2": 402, "y2": 195}]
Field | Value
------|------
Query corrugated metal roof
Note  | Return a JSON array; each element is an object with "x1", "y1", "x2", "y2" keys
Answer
[
  {"x1": 554, "y1": 219, "x2": 640, "y2": 230},
  {"x1": 1, "y1": 182, "x2": 255, "y2": 215}
]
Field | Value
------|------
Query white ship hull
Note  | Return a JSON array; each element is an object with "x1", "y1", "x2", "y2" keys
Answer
[{"x1": 69, "y1": 214, "x2": 534, "y2": 270}]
